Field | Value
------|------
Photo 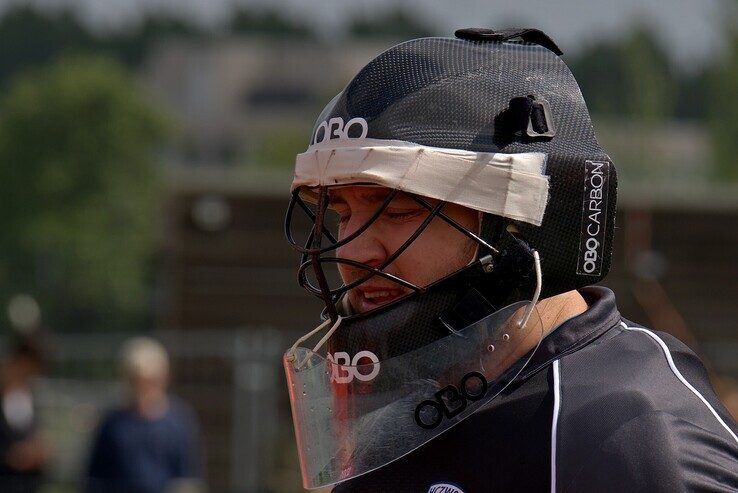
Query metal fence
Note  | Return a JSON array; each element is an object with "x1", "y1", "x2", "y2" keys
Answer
[{"x1": 27, "y1": 327, "x2": 291, "y2": 493}]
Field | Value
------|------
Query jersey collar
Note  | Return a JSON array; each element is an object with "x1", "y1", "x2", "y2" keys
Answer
[{"x1": 521, "y1": 286, "x2": 621, "y2": 377}]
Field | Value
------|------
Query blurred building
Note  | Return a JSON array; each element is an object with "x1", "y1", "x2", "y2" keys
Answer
[
  {"x1": 156, "y1": 167, "x2": 304, "y2": 493},
  {"x1": 143, "y1": 38, "x2": 392, "y2": 165}
]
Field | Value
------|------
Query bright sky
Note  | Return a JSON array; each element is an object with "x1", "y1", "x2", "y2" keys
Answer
[{"x1": 3, "y1": 0, "x2": 734, "y2": 70}]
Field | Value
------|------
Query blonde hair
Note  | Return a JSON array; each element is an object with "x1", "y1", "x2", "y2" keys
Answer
[{"x1": 120, "y1": 337, "x2": 169, "y2": 380}]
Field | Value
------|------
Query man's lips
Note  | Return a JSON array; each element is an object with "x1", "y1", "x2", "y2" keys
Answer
[{"x1": 352, "y1": 286, "x2": 408, "y2": 312}]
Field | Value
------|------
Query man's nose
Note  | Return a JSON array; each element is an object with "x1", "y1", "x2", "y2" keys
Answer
[{"x1": 336, "y1": 214, "x2": 387, "y2": 269}]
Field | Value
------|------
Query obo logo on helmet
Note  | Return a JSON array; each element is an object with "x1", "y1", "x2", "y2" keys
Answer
[
  {"x1": 311, "y1": 116, "x2": 369, "y2": 145},
  {"x1": 326, "y1": 350, "x2": 380, "y2": 383},
  {"x1": 577, "y1": 160, "x2": 610, "y2": 276},
  {"x1": 414, "y1": 371, "x2": 489, "y2": 429}
]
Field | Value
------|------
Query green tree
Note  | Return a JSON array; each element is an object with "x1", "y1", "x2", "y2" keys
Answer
[
  {"x1": 0, "y1": 5, "x2": 206, "y2": 83},
  {"x1": 0, "y1": 56, "x2": 170, "y2": 333},
  {"x1": 708, "y1": 26, "x2": 738, "y2": 180},
  {"x1": 100, "y1": 14, "x2": 205, "y2": 66},
  {"x1": 567, "y1": 42, "x2": 626, "y2": 117},
  {"x1": 569, "y1": 26, "x2": 675, "y2": 121},
  {"x1": 348, "y1": 9, "x2": 436, "y2": 39},
  {"x1": 230, "y1": 9, "x2": 314, "y2": 38},
  {"x1": 0, "y1": 6, "x2": 93, "y2": 86},
  {"x1": 621, "y1": 27, "x2": 675, "y2": 122}
]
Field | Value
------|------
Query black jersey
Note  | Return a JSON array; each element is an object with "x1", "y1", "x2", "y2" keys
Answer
[{"x1": 332, "y1": 286, "x2": 738, "y2": 493}]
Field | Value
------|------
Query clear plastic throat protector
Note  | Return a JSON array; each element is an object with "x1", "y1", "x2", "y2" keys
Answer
[{"x1": 284, "y1": 300, "x2": 543, "y2": 489}]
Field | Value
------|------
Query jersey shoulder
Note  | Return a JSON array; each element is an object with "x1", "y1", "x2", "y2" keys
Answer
[{"x1": 554, "y1": 319, "x2": 738, "y2": 492}]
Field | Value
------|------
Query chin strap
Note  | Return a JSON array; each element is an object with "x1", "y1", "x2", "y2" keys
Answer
[
  {"x1": 286, "y1": 316, "x2": 344, "y2": 369},
  {"x1": 518, "y1": 250, "x2": 542, "y2": 329}
]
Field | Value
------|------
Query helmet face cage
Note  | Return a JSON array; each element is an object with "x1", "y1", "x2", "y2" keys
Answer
[{"x1": 284, "y1": 185, "x2": 500, "y2": 320}]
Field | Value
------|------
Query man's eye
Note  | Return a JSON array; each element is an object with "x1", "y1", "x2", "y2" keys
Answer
[{"x1": 384, "y1": 210, "x2": 423, "y2": 221}]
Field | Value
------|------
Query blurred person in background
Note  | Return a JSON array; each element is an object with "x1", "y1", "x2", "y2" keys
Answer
[
  {"x1": 87, "y1": 337, "x2": 202, "y2": 493},
  {"x1": 0, "y1": 336, "x2": 48, "y2": 493}
]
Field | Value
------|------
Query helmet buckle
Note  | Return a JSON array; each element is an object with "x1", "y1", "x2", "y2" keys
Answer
[{"x1": 510, "y1": 95, "x2": 557, "y2": 140}]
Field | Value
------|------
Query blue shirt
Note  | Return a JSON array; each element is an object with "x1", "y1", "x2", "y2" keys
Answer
[{"x1": 87, "y1": 397, "x2": 200, "y2": 493}]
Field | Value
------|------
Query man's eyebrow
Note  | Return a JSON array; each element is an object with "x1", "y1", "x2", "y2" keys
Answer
[
  {"x1": 328, "y1": 188, "x2": 418, "y2": 207},
  {"x1": 328, "y1": 188, "x2": 392, "y2": 205},
  {"x1": 362, "y1": 189, "x2": 394, "y2": 203}
]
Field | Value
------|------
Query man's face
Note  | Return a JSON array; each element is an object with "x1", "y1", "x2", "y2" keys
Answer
[
  {"x1": 329, "y1": 186, "x2": 479, "y2": 313},
  {"x1": 127, "y1": 371, "x2": 169, "y2": 413}
]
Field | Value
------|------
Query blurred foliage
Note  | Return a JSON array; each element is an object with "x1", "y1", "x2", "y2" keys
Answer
[
  {"x1": 621, "y1": 28, "x2": 675, "y2": 122},
  {"x1": 567, "y1": 26, "x2": 678, "y2": 121},
  {"x1": 553, "y1": 25, "x2": 738, "y2": 180},
  {"x1": 230, "y1": 8, "x2": 314, "y2": 38},
  {"x1": 0, "y1": 6, "x2": 203, "y2": 82},
  {"x1": 99, "y1": 15, "x2": 204, "y2": 66},
  {"x1": 0, "y1": 6, "x2": 93, "y2": 85},
  {"x1": 0, "y1": 56, "x2": 170, "y2": 333},
  {"x1": 348, "y1": 8, "x2": 435, "y2": 39},
  {"x1": 708, "y1": 26, "x2": 738, "y2": 181},
  {"x1": 568, "y1": 27, "x2": 677, "y2": 179},
  {"x1": 250, "y1": 128, "x2": 309, "y2": 169}
]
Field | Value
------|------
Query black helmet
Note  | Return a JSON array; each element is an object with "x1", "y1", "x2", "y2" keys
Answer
[
  {"x1": 283, "y1": 28, "x2": 617, "y2": 489},
  {"x1": 286, "y1": 27, "x2": 617, "y2": 354}
]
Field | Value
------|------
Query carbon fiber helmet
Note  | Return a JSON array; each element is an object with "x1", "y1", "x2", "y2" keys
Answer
[
  {"x1": 286, "y1": 27, "x2": 617, "y2": 357},
  {"x1": 283, "y1": 28, "x2": 617, "y2": 488}
]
